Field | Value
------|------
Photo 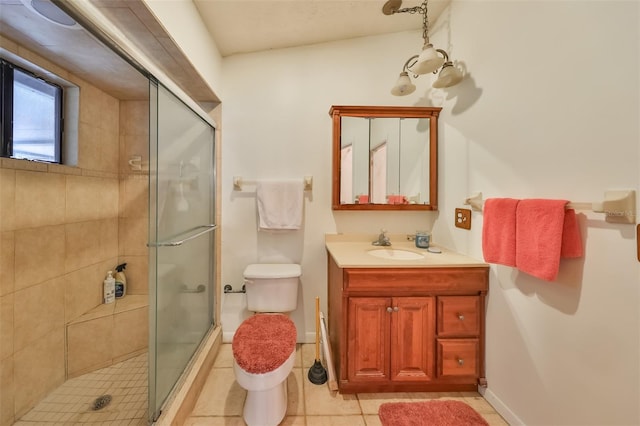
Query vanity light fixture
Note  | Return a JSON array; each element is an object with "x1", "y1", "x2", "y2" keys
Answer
[{"x1": 384, "y1": 0, "x2": 464, "y2": 95}]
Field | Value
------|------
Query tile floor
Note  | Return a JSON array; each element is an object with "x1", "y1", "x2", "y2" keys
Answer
[
  {"x1": 185, "y1": 344, "x2": 509, "y2": 426},
  {"x1": 14, "y1": 353, "x2": 148, "y2": 425}
]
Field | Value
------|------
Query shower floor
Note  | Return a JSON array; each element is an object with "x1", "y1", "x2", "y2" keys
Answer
[{"x1": 14, "y1": 353, "x2": 148, "y2": 425}]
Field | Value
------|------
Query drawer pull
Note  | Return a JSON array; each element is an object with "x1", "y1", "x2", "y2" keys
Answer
[
  {"x1": 457, "y1": 313, "x2": 465, "y2": 321},
  {"x1": 457, "y1": 358, "x2": 464, "y2": 366}
]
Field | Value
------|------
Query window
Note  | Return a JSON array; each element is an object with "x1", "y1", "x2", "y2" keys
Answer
[{"x1": 1, "y1": 58, "x2": 63, "y2": 163}]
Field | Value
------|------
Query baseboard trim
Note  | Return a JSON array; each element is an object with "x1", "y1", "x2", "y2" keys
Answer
[{"x1": 479, "y1": 386, "x2": 524, "y2": 425}]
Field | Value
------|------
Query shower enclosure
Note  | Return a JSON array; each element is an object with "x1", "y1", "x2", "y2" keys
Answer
[{"x1": 148, "y1": 81, "x2": 217, "y2": 422}]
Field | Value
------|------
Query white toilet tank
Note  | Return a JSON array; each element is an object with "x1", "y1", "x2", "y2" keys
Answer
[{"x1": 243, "y1": 264, "x2": 301, "y2": 313}]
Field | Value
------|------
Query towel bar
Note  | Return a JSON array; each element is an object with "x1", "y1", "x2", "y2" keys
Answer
[
  {"x1": 233, "y1": 175, "x2": 313, "y2": 192},
  {"x1": 464, "y1": 190, "x2": 636, "y2": 224}
]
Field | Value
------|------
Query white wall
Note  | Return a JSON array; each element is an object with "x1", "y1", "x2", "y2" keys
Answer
[
  {"x1": 219, "y1": 1, "x2": 639, "y2": 425},
  {"x1": 434, "y1": 1, "x2": 640, "y2": 425},
  {"x1": 143, "y1": 0, "x2": 223, "y2": 98},
  {"x1": 219, "y1": 32, "x2": 440, "y2": 343}
]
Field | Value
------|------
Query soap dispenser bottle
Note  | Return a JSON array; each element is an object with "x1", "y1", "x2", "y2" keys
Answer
[
  {"x1": 104, "y1": 271, "x2": 115, "y2": 304},
  {"x1": 114, "y1": 263, "x2": 127, "y2": 298}
]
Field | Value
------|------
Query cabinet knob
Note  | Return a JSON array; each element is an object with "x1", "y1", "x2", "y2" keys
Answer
[
  {"x1": 457, "y1": 313, "x2": 465, "y2": 321},
  {"x1": 457, "y1": 358, "x2": 464, "y2": 366},
  {"x1": 387, "y1": 307, "x2": 393, "y2": 313},
  {"x1": 393, "y1": 306, "x2": 399, "y2": 312}
]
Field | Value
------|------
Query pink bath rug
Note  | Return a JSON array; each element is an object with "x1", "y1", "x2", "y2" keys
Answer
[
  {"x1": 232, "y1": 314, "x2": 296, "y2": 374},
  {"x1": 378, "y1": 400, "x2": 489, "y2": 426}
]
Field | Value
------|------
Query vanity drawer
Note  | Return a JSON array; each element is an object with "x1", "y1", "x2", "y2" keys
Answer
[
  {"x1": 437, "y1": 296, "x2": 480, "y2": 336},
  {"x1": 437, "y1": 339, "x2": 479, "y2": 377}
]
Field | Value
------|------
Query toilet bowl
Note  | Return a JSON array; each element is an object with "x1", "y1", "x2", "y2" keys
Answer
[{"x1": 232, "y1": 264, "x2": 301, "y2": 426}]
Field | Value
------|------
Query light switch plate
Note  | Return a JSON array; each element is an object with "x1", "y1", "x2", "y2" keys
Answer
[{"x1": 455, "y1": 208, "x2": 472, "y2": 230}]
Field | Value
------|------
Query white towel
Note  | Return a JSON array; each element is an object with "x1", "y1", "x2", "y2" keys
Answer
[{"x1": 256, "y1": 180, "x2": 304, "y2": 230}]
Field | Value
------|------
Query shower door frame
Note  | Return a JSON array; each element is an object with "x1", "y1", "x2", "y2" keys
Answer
[{"x1": 147, "y1": 78, "x2": 217, "y2": 422}]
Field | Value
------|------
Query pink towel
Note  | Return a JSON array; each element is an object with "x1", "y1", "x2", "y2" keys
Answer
[
  {"x1": 482, "y1": 198, "x2": 519, "y2": 267},
  {"x1": 515, "y1": 199, "x2": 583, "y2": 281}
]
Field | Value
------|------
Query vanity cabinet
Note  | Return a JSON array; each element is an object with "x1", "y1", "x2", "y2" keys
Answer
[{"x1": 328, "y1": 256, "x2": 489, "y2": 393}]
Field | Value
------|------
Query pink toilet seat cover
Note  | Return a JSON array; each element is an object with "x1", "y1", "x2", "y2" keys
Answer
[{"x1": 232, "y1": 314, "x2": 296, "y2": 374}]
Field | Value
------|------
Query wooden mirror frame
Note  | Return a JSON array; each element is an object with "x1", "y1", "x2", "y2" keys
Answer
[{"x1": 330, "y1": 105, "x2": 441, "y2": 211}]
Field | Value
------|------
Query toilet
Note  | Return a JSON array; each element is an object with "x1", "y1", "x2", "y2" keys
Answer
[{"x1": 232, "y1": 263, "x2": 301, "y2": 426}]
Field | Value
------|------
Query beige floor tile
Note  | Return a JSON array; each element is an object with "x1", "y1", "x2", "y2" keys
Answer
[
  {"x1": 287, "y1": 368, "x2": 304, "y2": 416},
  {"x1": 303, "y1": 381, "x2": 360, "y2": 416},
  {"x1": 463, "y1": 394, "x2": 499, "y2": 413},
  {"x1": 301, "y1": 343, "x2": 317, "y2": 369},
  {"x1": 306, "y1": 415, "x2": 366, "y2": 425},
  {"x1": 356, "y1": 392, "x2": 416, "y2": 415},
  {"x1": 191, "y1": 368, "x2": 246, "y2": 417},
  {"x1": 293, "y1": 344, "x2": 302, "y2": 368},
  {"x1": 184, "y1": 415, "x2": 246, "y2": 425},
  {"x1": 364, "y1": 414, "x2": 383, "y2": 426},
  {"x1": 483, "y1": 412, "x2": 510, "y2": 426},
  {"x1": 213, "y1": 344, "x2": 234, "y2": 368},
  {"x1": 280, "y1": 416, "x2": 306, "y2": 425}
]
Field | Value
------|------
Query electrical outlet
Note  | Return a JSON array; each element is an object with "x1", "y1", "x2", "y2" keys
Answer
[{"x1": 455, "y1": 208, "x2": 472, "y2": 230}]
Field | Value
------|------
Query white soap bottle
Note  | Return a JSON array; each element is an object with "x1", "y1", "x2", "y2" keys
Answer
[{"x1": 103, "y1": 271, "x2": 115, "y2": 304}]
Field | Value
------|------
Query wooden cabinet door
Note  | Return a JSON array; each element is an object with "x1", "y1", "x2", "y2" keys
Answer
[
  {"x1": 347, "y1": 297, "x2": 391, "y2": 382},
  {"x1": 390, "y1": 297, "x2": 435, "y2": 381}
]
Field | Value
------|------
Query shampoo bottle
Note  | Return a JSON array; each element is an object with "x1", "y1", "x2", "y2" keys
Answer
[
  {"x1": 114, "y1": 263, "x2": 127, "y2": 298},
  {"x1": 104, "y1": 271, "x2": 115, "y2": 304}
]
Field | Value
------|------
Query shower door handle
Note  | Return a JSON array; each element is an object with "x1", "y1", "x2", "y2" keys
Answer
[{"x1": 148, "y1": 224, "x2": 217, "y2": 247}]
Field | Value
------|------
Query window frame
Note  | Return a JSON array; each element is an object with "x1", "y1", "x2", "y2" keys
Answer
[{"x1": 1, "y1": 58, "x2": 64, "y2": 163}]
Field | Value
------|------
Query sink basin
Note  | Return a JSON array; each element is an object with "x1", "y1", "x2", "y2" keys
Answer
[{"x1": 368, "y1": 248, "x2": 424, "y2": 260}]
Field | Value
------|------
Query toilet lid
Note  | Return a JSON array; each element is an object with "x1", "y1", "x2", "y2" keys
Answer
[{"x1": 232, "y1": 314, "x2": 296, "y2": 374}]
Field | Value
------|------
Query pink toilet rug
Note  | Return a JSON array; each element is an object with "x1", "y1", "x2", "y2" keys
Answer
[{"x1": 232, "y1": 314, "x2": 296, "y2": 374}]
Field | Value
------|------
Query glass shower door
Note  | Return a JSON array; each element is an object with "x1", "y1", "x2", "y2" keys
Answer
[{"x1": 148, "y1": 81, "x2": 216, "y2": 421}]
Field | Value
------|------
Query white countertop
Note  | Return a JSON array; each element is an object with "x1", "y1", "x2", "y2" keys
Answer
[{"x1": 325, "y1": 234, "x2": 488, "y2": 268}]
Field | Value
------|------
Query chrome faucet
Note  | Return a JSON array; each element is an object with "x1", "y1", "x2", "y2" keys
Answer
[{"x1": 372, "y1": 229, "x2": 391, "y2": 246}]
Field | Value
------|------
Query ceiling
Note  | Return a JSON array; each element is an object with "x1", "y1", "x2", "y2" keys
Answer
[
  {"x1": 0, "y1": 0, "x2": 446, "y2": 101},
  {"x1": 192, "y1": 0, "x2": 448, "y2": 57}
]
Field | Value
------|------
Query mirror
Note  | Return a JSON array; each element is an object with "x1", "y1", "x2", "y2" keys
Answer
[{"x1": 330, "y1": 105, "x2": 441, "y2": 210}]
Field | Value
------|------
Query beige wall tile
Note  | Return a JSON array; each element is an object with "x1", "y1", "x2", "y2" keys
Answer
[
  {"x1": 121, "y1": 134, "x2": 149, "y2": 171},
  {"x1": 66, "y1": 315, "x2": 113, "y2": 378},
  {"x1": 65, "y1": 221, "x2": 102, "y2": 273},
  {"x1": 0, "y1": 356, "x2": 14, "y2": 426},
  {"x1": 0, "y1": 33, "x2": 19, "y2": 53},
  {"x1": 120, "y1": 101, "x2": 149, "y2": 136},
  {"x1": 77, "y1": 122, "x2": 101, "y2": 171},
  {"x1": 100, "y1": 127, "x2": 119, "y2": 172},
  {"x1": 122, "y1": 175, "x2": 149, "y2": 219},
  {"x1": 0, "y1": 169, "x2": 15, "y2": 232},
  {"x1": 14, "y1": 225, "x2": 65, "y2": 291},
  {"x1": 119, "y1": 217, "x2": 148, "y2": 256},
  {"x1": 100, "y1": 218, "x2": 119, "y2": 260},
  {"x1": 0, "y1": 293, "x2": 13, "y2": 360},
  {"x1": 15, "y1": 171, "x2": 65, "y2": 229},
  {"x1": 101, "y1": 94, "x2": 119, "y2": 131},
  {"x1": 13, "y1": 278, "x2": 64, "y2": 352},
  {"x1": 64, "y1": 262, "x2": 110, "y2": 323},
  {"x1": 122, "y1": 255, "x2": 148, "y2": 295},
  {"x1": 13, "y1": 328, "x2": 65, "y2": 418},
  {"x1": 0, "y1": 231, "x2": 14, "y2": 297},
  {"x1": 65, "y1": 175, "x2": 119, "y2": 223},
  {"x1": 79, "y1": 84, "x2": 101, "y2": 126},
  {"x1": 112, "y1": 306, "x2": 148, "y2": 359}
]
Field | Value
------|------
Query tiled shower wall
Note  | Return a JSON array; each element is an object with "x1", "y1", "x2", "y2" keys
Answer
[{"x1": 0, "y1": 37, "x2": 149, "y2": 425}]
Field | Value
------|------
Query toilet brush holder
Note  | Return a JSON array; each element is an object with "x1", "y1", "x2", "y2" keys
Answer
[{"x1": 308, "y1": 296, "x2": 327, "y2": 385}]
